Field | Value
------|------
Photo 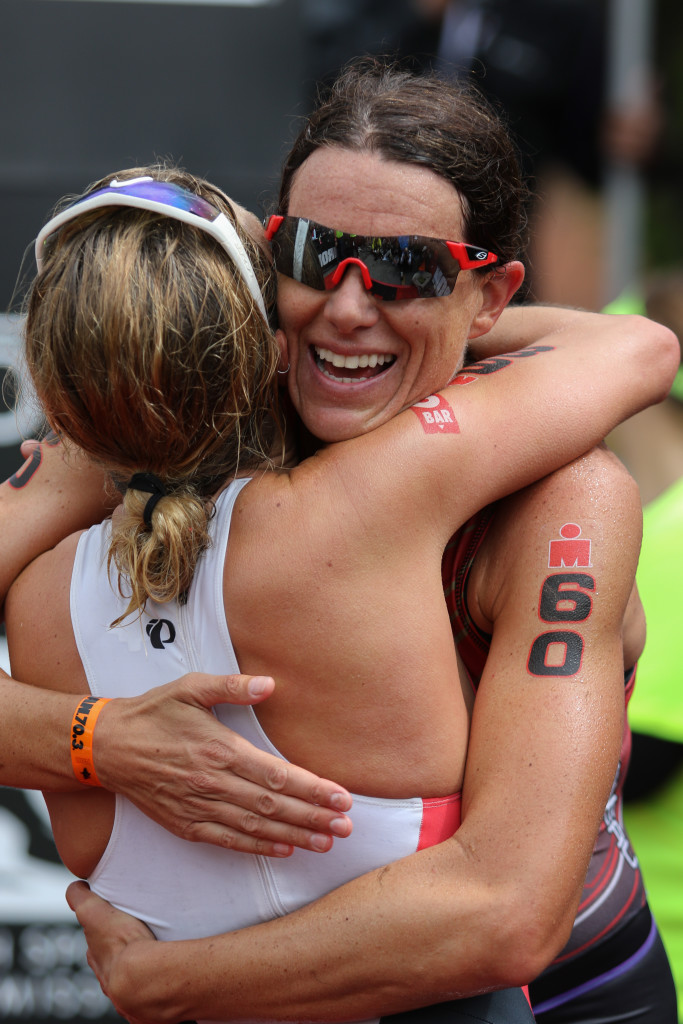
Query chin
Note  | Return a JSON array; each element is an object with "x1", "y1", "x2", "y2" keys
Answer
[{"x1": 304, "y1": 408, "x2": 378, "y2": 445}]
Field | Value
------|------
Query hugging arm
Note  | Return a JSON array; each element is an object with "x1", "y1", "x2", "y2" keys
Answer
[
  {"x1": 0, "y1": 440, "x2": 113, "y2": 790},
  {"x1": 2, "y1": 307, "x2": 671, "y2": 800},
  {"x1": 465, "y1": 303, "x2": 635, "y2": 362}
]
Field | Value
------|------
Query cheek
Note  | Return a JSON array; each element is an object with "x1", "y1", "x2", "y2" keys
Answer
[
  {"x1": 398, "y1": 305, "x2": 468, "y2": 383},
  {"x1": 389, "y1": 305, "x2": 450, "y2": 360},
  {"x1": 385, "y1": 304, "x2": 429, "y2": 350},
  {"x1": 276, "y1": 280, "x2": 319, "y2": 352}
]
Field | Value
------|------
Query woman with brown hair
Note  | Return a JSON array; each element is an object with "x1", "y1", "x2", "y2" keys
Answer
[{"x1": 4, "y1": 147, "x2": 676, "y2": 1023}]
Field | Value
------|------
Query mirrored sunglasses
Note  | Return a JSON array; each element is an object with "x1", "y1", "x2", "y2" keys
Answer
[
  {"x1": 265, "y1": 215, "x2": 498, "y2": 301},
  {"x1": 35, "y1": 176, "x2": 268, "y2": 320}
]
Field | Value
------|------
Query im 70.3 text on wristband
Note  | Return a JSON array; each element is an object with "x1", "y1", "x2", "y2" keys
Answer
[{"x1": 70, "y1": 695, "x2": 110, "y2": 786}]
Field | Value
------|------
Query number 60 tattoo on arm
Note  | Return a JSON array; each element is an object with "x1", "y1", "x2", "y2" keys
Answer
[{"x1": 528, "y1": 523, "x2": 594, "y2": 678}]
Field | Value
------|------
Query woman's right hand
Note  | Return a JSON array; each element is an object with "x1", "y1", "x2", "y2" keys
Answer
[
  {"x1": 66, "y1": 882, "x2": 162, "y2": 1024},
  {"x1": 94, "y1": 672, "x2": 353, "y2": 856}
]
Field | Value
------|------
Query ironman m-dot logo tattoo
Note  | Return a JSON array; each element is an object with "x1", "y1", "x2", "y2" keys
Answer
[{"x1": 528, "y1": 523, "x2": 594, "y2": 677}]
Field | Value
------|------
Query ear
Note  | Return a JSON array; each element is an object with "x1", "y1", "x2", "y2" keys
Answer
[
  {"x1": 468, "y1": 261, "x2": 525, "y2": 340},
  {"x1": 275, "y1": 328, "x2": 289, "y2": 373}
]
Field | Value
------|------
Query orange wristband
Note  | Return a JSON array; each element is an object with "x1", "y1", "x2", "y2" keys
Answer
[{"x1": 70, "y1": 696, "x2": 110, "y2": 786}]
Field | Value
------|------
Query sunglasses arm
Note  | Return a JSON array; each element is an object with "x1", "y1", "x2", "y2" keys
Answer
[
  {"x1": 265, "y1": 215, "x2": 284, "y2": 241},
  {"x1": 446, "y1": 241, "x2": 498, "y2": 271}
]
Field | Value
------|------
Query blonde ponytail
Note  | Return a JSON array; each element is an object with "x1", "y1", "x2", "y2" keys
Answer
[{"x1": 108, "y1": 478, "x2": 213, "y2": 624}]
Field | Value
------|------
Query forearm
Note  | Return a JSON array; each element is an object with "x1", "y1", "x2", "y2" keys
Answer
[
  {"x1": 467, "y1": 303, "x2": 587, "y2": 360},
  {"x1": 106, "y1": 840, "x2": 538, "y2": 1023},
  {"x1": 469, "y1": 305, "x2": 679, "y2": 402},
  {"x1": 466, "y1": 309, "x2": 678, "y2": 421},
  {"x1": 0, "y1": 670, "x2": 86, "y2": 789}
]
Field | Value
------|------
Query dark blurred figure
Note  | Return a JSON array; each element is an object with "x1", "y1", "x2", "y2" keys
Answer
[
  {"x1": 399, "y1": 0, "x2": 661, "y2": 308},
  {"x1": 300, "y1": 0, "x2": 418, "y2": 101}
]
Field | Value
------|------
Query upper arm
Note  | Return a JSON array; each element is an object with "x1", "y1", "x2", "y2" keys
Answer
[
  {"x1": 6, "y1": 532, "x2": 85, "y2": 695},
  {"x1": 0, "y1": 439, "x2": 112, "y2": 617},
  {"x1": 457, "y1": 450, "x2": 640, "y2": 960}
]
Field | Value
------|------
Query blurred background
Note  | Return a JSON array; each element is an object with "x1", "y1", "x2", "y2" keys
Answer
[{"x1": 0, "y1": 1, "x2": 681, "y2": 1020}]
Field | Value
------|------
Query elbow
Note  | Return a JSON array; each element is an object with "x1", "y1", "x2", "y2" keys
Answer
[
  {"x1": 630, "y1": 316, "x2": 681, "y2": 405},
  {"x1": 472, "y1": 885, "x2": 577, "y2": 990}
]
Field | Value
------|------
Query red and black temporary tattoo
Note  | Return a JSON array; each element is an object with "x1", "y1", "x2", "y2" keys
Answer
[
  {"x1": 410, "y1": 393, "x2": 460, "y2": 434},
  {"x1": 548, "y1": 522, "x2": 592, "y2": 568},
  {"x1": 8, "y1": 448, "x2": 43, "y2": 489},
  {"x1": 527, "y1": 523, "x2": 595, "y2": 678},
  {"x1": 7, "y1": 432, "x2": 60, "y2": 490},
  {"x1": 452, "y1": 344, "x2": 555, "y2": 386}
]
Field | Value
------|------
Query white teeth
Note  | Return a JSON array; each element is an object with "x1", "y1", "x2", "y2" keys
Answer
[
  {"x1": 320, "y1": 366, "x2": 369, "y2": 384},
  {"x1": 315, "y1": 346, "x2": 395, "y2": 371}
]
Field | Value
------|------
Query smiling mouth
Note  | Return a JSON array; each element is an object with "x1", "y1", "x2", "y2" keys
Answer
[{"x1": 314, "y1": 346, "x2": 396, "y2": 384}]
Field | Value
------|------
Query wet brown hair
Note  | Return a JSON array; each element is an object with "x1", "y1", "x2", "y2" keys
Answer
[
  {"x1": 25, "y1": 164, "x2": 281, "y2": 621},
  {"x1": 279, "y1": 57, "x2": 528, "y2": 266}
]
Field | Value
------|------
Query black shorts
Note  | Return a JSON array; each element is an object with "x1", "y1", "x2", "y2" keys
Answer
[
  {"x1": 531, "y1": 906, "x2": 677, "y2": 1023},
  {"x1": 383, "y1": 986, "x2": 535, "y2": 1022}
]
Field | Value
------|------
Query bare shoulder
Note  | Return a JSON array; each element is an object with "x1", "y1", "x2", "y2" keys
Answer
[{"x1": 5, "y1": 531, "x2": 85, "y2": 693}]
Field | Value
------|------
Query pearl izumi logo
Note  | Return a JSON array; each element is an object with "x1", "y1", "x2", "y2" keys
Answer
[{"x1": 145, "y1": 618, "x2": 176, "y2": 650}]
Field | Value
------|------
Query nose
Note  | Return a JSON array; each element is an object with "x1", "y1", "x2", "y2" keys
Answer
[{"x1": 322, "y1": 262, "x2": 380, "y2": 332}]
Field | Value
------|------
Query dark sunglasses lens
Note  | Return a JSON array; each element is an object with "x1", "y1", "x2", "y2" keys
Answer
[
  {"x1": 272, "y1": 220, "x2": 460, "y2": 298},
  {"x1": 350, "y1": 237, "x2": 459, "y2": 298},
  {"x1": 270, "y1": 220, "x2": 329, "y2": 289}
]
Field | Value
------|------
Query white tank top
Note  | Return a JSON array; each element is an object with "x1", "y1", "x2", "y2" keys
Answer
[{"x1": 71, "y1": 479, "x2": 460, "y2": 1024}]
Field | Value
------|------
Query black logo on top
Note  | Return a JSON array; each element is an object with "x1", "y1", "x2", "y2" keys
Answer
[{"x1": 145, "y1": 618, "x2": 176, "y2": 649}]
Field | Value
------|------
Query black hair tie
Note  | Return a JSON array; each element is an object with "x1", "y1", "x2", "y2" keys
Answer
[{"x1": 128, "y1": 472, "x2": 167, "y2": 529}]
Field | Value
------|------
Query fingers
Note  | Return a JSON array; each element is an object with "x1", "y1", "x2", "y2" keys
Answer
[
  {"x1": 66, "y1": 882, "x2": 157, "y2": 1024},
  {"x1": 165, "y1": 739, "x2": 354, "y2": 853},
  {"x1": 98, "y1": 674, "x2": 353, "y2": 853},
  {"x1": 174, "y1": 773, "x2": 353, "y2": 855},
  {"x1": 19, "y1": 432, "x2": 61, "y2": 459},
  {"x1": 66, "y1": 880, "x2": 154, "y2": 944},
  {"x1": 163, "y1": 673, "x2": 354, "y2": 814},
  {"x1": 66, "y1": 880, "x2": 123, "y2": 934},
  {"x1": 172, "y1": 671, "x2": 276, "y2": 708},
  {"x1": 19, "y1": 439, "x2": 41, "y2": 459},
  {"x1": 66, "y1": 879, "x2": 91, "y2": 916},
  {"x1": 219, "y1": 734, "x2": 353, "y2": 813}
]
